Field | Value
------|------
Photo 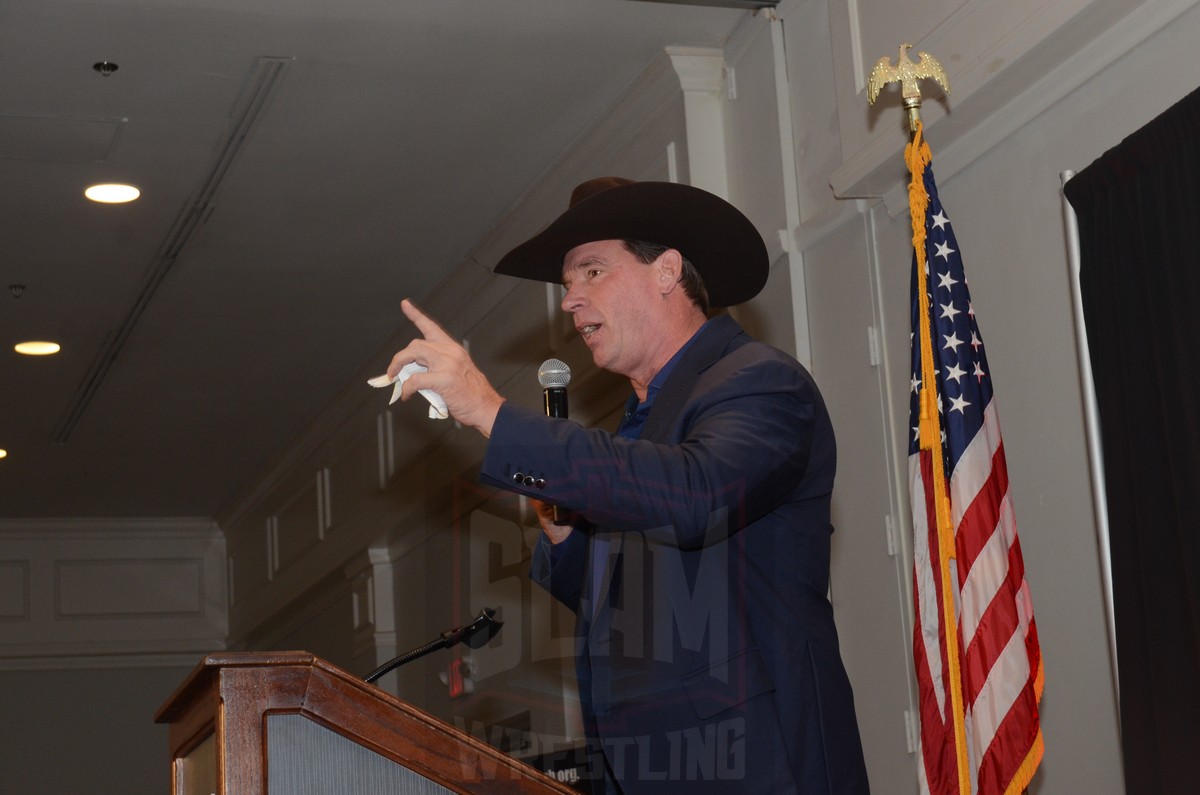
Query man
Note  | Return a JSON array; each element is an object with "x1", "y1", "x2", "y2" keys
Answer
[{"x1": 386, "y1": 178, "x2": 869, "y2": 793}]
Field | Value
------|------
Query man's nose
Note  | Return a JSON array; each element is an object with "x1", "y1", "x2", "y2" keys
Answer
[{"x1": 561, "y1": 284, "x2": 584, "y2": 313}]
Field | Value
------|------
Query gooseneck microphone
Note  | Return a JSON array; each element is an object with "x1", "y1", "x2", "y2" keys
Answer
[
  {"x1": 538, "y1": 359, "x2": 572, "y2": 525},
  {"x1": 363, "y1": 607, "x2": 502, "y2": 685}
]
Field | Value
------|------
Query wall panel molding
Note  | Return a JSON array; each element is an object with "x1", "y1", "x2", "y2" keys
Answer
[
  {"x1": 0, "y1": 560, "x2": 31, "y2": 620},
  {"x1": 55, "y1": 558, "x2": 204, "y2": 618},
  {"x1": 0, "y1": 518, "x2": 226, "y2": 665}
]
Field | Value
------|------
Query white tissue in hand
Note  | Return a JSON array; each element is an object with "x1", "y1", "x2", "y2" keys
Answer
[{"x1": 367, "y1": 362, "x2": 448, "y2": 419}]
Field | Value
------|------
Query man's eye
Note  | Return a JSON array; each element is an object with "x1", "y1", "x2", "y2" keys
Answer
[{"x1": 588, "y1": 268, "x2": 602, "y2": 279}]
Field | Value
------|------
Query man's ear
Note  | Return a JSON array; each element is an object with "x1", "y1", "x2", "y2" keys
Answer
[{"x1": 655, "y1": 248, "x2": 683, "y2": 295}]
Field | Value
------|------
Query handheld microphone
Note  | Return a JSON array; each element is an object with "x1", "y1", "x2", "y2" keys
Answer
[
  {"x1": 538, "y1": 358, "x2": 572, "y2": 525},
  {"x1": 539, "y1": 358, "x2": 570, "y2": 418}
]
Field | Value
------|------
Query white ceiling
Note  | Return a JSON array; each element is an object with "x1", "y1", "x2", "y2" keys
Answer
[{"x1": 0, "y1": 0, "x2": 748, "y2": 518}]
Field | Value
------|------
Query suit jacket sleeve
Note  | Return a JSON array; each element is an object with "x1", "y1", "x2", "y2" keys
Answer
[{"x1": 481, "y1": 350, "x2": 827, "y2": 551}]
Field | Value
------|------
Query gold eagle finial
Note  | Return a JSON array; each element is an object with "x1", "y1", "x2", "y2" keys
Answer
[{"x1": 867, "y1": 44, "x2": 950, "y2": 130}]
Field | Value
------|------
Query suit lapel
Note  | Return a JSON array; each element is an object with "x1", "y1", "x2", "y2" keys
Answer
[
  {"x1": 589, "y1": 317, "x2": 744, "y2": 625},
  {"x1": 640, "y1": 314, "x2": 743, "y2": 442}
]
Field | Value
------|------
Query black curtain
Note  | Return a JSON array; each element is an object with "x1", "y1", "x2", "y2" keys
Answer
[{"x1": 1064, "y1": 87, "x2": 1200, "y2": 795}]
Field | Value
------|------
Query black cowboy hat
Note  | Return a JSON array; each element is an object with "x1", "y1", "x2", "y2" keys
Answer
[{"x1": 493, "y1": 177, "x2": 768, "y2": 307}]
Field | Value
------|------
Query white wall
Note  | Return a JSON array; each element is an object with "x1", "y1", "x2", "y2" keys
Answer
[{"x1": 0, "y1": 664, "x2": 194, "y2": 794}]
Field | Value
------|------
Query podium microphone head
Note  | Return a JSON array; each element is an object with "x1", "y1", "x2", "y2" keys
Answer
[
  {"x1": 462, "y1": 607, "x2": 504, "y2": 649},
  {"x1": 538, "y1": 358, "x2": 571, "y2": 389}
]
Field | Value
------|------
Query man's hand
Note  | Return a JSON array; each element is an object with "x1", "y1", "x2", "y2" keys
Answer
[
  {"x1": 530, "y1": 498, "x2": 574, "y2": 545},
  {"x1": 387, "y1": 299, "x2": 505, "y2": 437}
]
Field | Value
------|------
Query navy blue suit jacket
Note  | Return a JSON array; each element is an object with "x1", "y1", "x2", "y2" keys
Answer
[{"x1": 481, "y1": 315, "x2": 869, "y2": 794}]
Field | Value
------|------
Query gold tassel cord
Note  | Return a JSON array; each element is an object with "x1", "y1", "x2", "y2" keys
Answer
[{"x1": 907, "y1": 119, "x2": 972, "y2": 795}]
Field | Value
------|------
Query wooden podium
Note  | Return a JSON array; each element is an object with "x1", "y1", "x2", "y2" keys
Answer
[{"x1": 155, "y1": 651, "x2": 579, "y2": 794}]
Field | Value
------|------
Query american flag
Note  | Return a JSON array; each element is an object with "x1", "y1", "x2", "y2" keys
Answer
[{"x1": 906, "y1": 126, "x2": 1044, "y2": 795}]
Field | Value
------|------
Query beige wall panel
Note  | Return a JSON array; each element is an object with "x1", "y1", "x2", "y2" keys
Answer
[
  {"x1": 241, "y1": 579, "x2": 358, "y2": 670},
  {"x1": 725, "y1": 18, "x2": 787, "y2": 252},
  {"x1": 57, "y1": 558, "x2": 202, "y2": 617},
  {"x1": 227, "y1": 510, "x2": 270, "y2": 607},
  {"x1": 804, "y1": 212, "x2": 916, "y2": 791},
  {"x1": 274, "y1": 472, "x2": 323, "y2": 570},
  {"x1": 0, "y1": 560, "x2": 30, "y2": 619},
  {"x1": 466, "y1": 279, "x2": 555, "y2": 407},
  {"x1": 736, "y1": 254, "x2": 798, "y2": 358},
  {"x1": 778, "y1": 0, "x2": 849, "y2": 224},
  {"x1": 325, "y1": 404, "x2": 388, "y2": 518}
]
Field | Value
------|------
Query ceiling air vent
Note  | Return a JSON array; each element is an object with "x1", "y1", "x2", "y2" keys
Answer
[{"x1": 51, "y1": 56, "x2": 293, "y2": 445}]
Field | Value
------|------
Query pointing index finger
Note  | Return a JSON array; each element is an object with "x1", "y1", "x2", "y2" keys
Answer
[{"x1": 401, "y1": 299, "x2": 454, "y2": 343}]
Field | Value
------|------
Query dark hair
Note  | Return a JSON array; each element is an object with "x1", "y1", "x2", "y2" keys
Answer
[{"x1": 621, "y1": 239, "x2": 709, "y2": 314}]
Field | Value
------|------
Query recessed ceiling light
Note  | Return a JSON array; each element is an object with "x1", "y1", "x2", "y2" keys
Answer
[
  {"x1": 0, "y1": 449, "x2": 7, "y2": 459},
  {"x1": 85, "y1": 183, "x2": 140, "y2": 203},
  {"x1": 14, "y1": 341, "x2": 61, "y2": 355}
]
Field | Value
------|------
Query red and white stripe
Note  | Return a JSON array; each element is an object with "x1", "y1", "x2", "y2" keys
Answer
[{"x1": 911, "y1": 402, "x2": 1043, "y2": 795}]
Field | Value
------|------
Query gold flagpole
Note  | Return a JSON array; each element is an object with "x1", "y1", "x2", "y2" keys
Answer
[{"x1": 869, "y1": 46, "x2": 971, "y2": 795}]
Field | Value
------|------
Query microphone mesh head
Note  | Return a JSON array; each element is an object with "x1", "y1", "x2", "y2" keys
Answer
[{"x1": 538, "y1": 358, "x2": 571, "y2": 388}]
